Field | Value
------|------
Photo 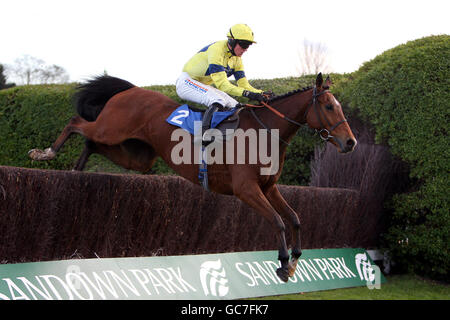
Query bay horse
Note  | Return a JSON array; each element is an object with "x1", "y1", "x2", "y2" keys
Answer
[{"x1": 29, "y1": 73, "x2": 356, "y2": 282}]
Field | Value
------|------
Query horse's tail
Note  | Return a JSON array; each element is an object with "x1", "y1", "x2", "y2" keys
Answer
[{"x1": 74, "y1": 75, "x2": 135, "y2": 121}]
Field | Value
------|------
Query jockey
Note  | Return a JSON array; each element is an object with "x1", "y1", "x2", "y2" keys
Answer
[{"x1": 176, "y1": 23, "x2": 270, "y2": 144}]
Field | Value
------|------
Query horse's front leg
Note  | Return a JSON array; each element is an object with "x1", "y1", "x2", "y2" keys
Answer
[
  {"x1": 264, "y1": 185, "x2": 302, "y2": 278},
  {"x1": 233, "y1": 181, "x2": 290, "y2": 282}
]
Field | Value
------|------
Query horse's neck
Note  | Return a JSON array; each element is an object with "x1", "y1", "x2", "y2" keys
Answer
[{"x1": 258, "y1": 89, "x2": 313, "y2": 143}]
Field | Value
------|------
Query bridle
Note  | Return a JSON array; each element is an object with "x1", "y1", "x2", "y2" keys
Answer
[
  {"x1": 304, "y1": 86, "x2": 348, "y2": 141},
  {"x1": 247, "y1": 86, "x2": 347, "y2": 145}
]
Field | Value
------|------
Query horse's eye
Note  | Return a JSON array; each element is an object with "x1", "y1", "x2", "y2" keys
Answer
[{"x1": 325, "y1": 104, "x2": 333, "y2": 111}]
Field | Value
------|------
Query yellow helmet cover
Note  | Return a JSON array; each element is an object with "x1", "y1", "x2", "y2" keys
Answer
[{"x1": 227, "y1": 24, "x2": 256, "y2": 43}]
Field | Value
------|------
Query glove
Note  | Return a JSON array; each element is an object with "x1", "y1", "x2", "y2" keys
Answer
[{"x1": 242, "y1": 90, "x2": 267, "y2": 102}]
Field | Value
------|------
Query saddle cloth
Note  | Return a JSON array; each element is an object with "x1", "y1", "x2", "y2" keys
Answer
[{"x1": 166, "y1": 104, "x2": 239, "y2": 136}]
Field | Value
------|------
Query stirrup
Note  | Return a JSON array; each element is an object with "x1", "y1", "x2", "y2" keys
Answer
[{"x1": 198, "y1": 147, "x2": 209, "y2": 191}]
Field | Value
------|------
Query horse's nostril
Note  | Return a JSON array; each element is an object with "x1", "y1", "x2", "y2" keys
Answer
[{"x1": 347, "y1": 139, "x2": 356, "y2": 148}]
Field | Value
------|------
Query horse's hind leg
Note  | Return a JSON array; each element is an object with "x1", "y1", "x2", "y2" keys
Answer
[
  {"x1": 72, "y1": 140, "x2": 95, "y2": 171},
  {"x1": 29, "y1": 116, "x2": 86, "y2": 161},
  {"x1": 264, "y1": 185, "x2": 302, "y2": 278},
  {"x1": 74, "y1": 139, "x2": 158, "y2": 173},
  {"x1": 29, "y1": 115, "x2": 158, "y2": 172}
]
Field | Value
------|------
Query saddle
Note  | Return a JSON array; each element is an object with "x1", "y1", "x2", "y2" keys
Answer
[{"x1": 201, "y1": 107, "x2": 243, "y2": 147}]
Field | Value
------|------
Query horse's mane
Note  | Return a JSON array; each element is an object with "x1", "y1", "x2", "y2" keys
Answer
[
  {"x1": 268, "y1": 86, "x2": 313, "y2": 103},
  {"x1": 243, "y1": 86, "x2": 314, "y2": 118}
]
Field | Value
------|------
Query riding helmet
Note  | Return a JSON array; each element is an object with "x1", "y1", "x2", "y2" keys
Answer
[{"x1": 227, "y1": 24, "x2": 256, "y2": 55}]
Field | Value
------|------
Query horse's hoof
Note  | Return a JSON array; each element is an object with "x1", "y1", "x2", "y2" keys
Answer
[
  {"x1": 276, "y1": 267, "x2": 289, "y2": 283},
  {"x1": 28, "y1": 148, "x2": 42, "y2": 160},
  {"x1": 28, "y1": 148, "x2": 55, "y2": 161}
]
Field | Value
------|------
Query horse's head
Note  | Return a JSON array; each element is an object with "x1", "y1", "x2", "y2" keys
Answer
[{"x1": 305, "y1": 73, "x2": 357, "y2": 153}]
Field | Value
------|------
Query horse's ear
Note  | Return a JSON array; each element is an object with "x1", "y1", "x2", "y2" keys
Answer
[
  {"x1": 316, "y1": 72, "x2": 323, "y2": 88},
  {"x1": 325, "y1": 75, "x2": 332, "y2": 87}
]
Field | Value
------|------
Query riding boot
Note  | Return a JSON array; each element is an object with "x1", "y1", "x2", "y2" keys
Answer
[{"x1": 201, "y1": 103, "x2": 222, "y2": 145}]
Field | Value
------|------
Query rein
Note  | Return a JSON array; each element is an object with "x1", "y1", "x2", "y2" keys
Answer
[{"x1": 246, "y1": 87, "x2": 347, "y2": 144}]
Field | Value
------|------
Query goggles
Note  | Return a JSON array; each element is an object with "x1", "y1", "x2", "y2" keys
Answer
[{"x1": 237, "y1": 40, "x2": 252, "y2": 49}]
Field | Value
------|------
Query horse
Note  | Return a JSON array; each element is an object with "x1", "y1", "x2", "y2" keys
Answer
[{"x1": 28, "y1": 72, "x2": 357, "y2": 282}]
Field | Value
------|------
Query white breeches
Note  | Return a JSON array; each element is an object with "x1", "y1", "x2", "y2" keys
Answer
[{"x1": 175, "y1": 72, "x2": 239, "y2": 109}]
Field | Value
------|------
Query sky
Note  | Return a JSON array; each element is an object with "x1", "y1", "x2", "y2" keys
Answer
[{"x1": 2, "y1": 0, "x2": 449, "y2": 86}]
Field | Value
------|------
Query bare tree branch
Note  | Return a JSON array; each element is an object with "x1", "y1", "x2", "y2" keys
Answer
[
  {"x1": 298, "y1": 39, "x2": 333, "y2": 75},
  {"x1": 6, "y1": 55, "x2": 70, "y2": 85},
  {"x1": 38, "y1": 64, "x2": 70, "y2": 84}
]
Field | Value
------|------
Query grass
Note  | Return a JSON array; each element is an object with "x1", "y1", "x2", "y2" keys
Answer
[{"x1": 253, "y1": 274, "x2": 450, "y2": 300}]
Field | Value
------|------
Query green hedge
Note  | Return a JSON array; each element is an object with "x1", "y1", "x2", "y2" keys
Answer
[
  {"x1": 0, "y1": 76, "x2": 342, "y2": 184},
  {"x1": 339, "y1": 35, "x2": 449, "y2": 280},
  {"x1": 0, "y1": 84, "x2": 84, "y2": 170}
]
